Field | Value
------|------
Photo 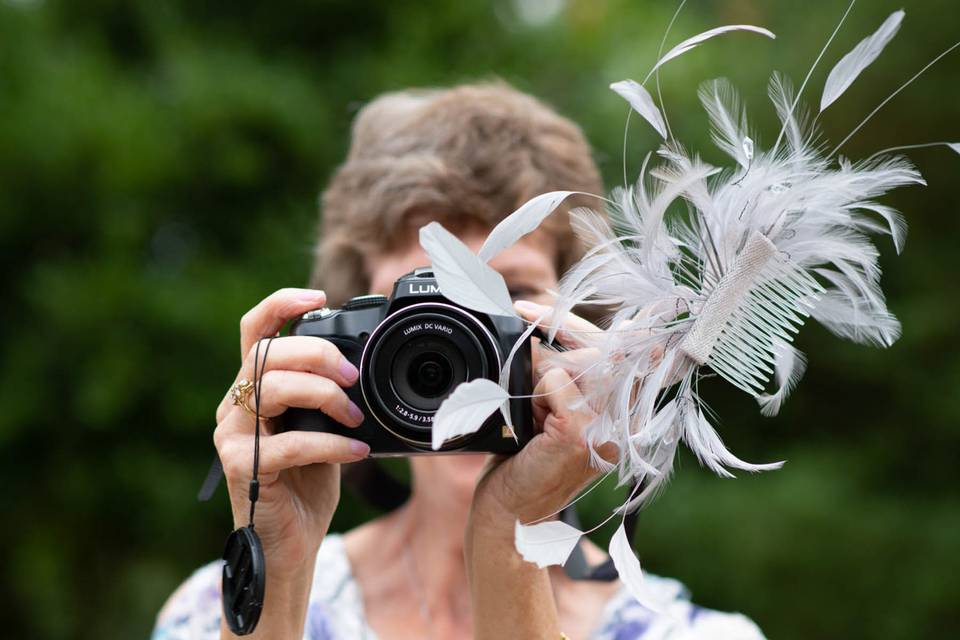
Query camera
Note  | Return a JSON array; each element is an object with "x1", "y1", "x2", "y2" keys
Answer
[{"x1": 278, "y1": 267, "x2": 534, "y2": 455}]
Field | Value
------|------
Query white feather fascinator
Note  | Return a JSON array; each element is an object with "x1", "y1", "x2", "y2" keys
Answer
[{"x1": 417, "y1": 4, "x2": 958, "y2": 600}]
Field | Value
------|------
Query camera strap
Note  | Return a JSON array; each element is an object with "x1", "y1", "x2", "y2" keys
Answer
[
  {"x1": 218, "y1": 336, "x2": 275, "y2": 636},
  {"x1": 197, "y1": 454, "x2": 224, "y2": 502},
  {"x1": 560, "y1": 495, "x2": 639, "y2": 581}
]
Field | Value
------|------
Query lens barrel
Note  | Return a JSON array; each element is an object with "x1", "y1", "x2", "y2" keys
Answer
[{"x1": 359, "y1": 303, "x2": 500, "y2": 448}]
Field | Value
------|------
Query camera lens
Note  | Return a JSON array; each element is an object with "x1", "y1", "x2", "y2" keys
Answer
[
  {"x1": 361, "y1": 303, "x2": 501, "y2": 447},
  {"x1": 409, "y1": 353, "x2": 452, "y2": 397},
  {"x1": 390, "y1": 335, "x2": 466, "y2": 412}
]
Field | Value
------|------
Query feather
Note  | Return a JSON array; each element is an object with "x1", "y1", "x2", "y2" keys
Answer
[
  {"x1": 610, "y1": 80, "x2": 667, "y2": 140},
  {"x1": 430, "y1": 378, "x2": 507, "y2": 450},
  {"x1": 768, "y1": 72, "x2": 811, "y2": 155},
  {"x1": 949, "y1": 143, "x2": 960, "y2": 155},
  {"x1": 514, "y1": 519, "x2": 583, "y2": 568},
  {"x1": 680, "y1": 399, "x2": 785, "y2": 477},
  {"x1": 498, "y1": 313, "x2": 545, "y2": 433},
  {"x1": 419, "y1": 222, "x2": 517, "y2": 317},
  {"x1": 649, "y1": 25, "x2": 776, "y2": 79},
  {"x1": 609, "y1": 522, "x2": 663, "y2": 611},
  {"x1": 698, "y1": 79, "x2": 751, "y2": 168},
  {"x1": 851, "y1": 201, "x2": 907, "y2": 254},
  {"x1": 757, "y1": 340, "x2": 807, "y2": 417},
  {"x1": 422, "y1": 6, "x2": 933, "y2": 520},
  {"x1": 478, "y1": 191, "x2": 580, "y2": 262},
  {"x1": 820, "y1": 10, "x2": 905, "y2": 112},
  {"x1": 809, "y1": 287, "x2": 902, "y2": 347}
]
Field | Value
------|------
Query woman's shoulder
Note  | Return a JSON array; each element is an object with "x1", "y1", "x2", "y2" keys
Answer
[
  {"x1": 151, "y1": 534, "x2": 369, "y2": 640},
  {"x1": 593, "y1": 573, "x2": 765, "y2": 640},
  {"x1": 152, "y1": 559, "x2": 224, "y2": 639},
  {"x1": 302, "y1": 533, "x2": 373, "y2": 639}
]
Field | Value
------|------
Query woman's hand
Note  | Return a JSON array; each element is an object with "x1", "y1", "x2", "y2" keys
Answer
[
  {"x1": 213, "y1": 288, "x2": 370, "y2": 639},
  {"x1": 465, "y1": 300, "x2": 616, "y2": 640},
  {"x1": 472, "y1": 300, "x2": 615, "y2": 524}
]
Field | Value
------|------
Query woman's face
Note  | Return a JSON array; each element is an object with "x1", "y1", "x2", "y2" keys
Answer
[{"x1": 366, "y1": 226, "x2": 558, "y2": 503}]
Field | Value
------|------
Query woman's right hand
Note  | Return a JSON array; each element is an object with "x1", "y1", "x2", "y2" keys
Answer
[{"x1": 213, "y1": 288, "x2": 370, "y2": 638}]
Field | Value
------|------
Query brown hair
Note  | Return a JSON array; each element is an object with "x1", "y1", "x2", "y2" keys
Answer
[{"x1": 310, "y1": 80, "x2": 604, "y2": 305}]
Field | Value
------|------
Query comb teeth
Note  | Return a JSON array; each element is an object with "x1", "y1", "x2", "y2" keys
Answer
[
  {"x1": 705, "y1": 257, "x2": 823, "y2": 396},
  {"x1": 680, "y1": 231, "x2": 825, "y2": 397}
]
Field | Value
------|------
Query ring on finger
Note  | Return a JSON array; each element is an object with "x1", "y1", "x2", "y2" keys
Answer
[{"x1": 228, "y1": 378, "x2": 258, "y2": 417}]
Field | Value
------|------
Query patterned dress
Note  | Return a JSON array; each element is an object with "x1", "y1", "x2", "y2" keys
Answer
[{"x1": 152, "y1": 534, "x2": 765, "y2": 639}]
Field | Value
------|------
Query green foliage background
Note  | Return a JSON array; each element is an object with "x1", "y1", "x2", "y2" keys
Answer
[{"x1": 1, "y1": 0, "x2": 957, "y2": 638}]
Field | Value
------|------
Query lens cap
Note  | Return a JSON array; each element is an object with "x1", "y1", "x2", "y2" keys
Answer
[{"x1": 221, "y1": 526, "x2": 266, "y2": 635}]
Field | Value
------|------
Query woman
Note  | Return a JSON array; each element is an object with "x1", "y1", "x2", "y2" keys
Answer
[{"x1": 154, "y1": 82, "x2": 765, "y2": 639}]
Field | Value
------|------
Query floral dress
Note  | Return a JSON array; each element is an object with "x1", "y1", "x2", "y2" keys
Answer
[{"x1": 152, "y1": 534, "x2": 765, "y2": 639}]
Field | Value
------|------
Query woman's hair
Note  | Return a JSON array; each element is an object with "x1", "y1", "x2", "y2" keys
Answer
[{"x1": 310, "y1": 80, "x2": 604, "y2": 305}]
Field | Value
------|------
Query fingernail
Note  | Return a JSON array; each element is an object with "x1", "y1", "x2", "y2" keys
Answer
[
  {"x1": 350, "y1": 439, "x2": 370, "y2": 458},
  {"x1": 514, "y1": 300, "x2": 545, "y2": 314},
  {"x1": 297, "y1": 289, "x2": 326, "y2": 302},
  {"x1": 340, "y1": 359, "x2": 360, "y2": 384},
  {"x1": 347, "y1": 400, "x2": 364, "y2": 424}
]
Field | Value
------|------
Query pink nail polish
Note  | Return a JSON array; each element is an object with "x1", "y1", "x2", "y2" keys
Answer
[
  {"x1": 347, "y1": 401, "x2": 364, "y2": 424},
  {"x1": 340, "y1": 359, "x2": 360, "y2": 384},
  {"x1": 350, "y1": 439, "x2": 370, "y2": 457},
  {"x1": 297, "y1": 290, "x2": 326, "y2": 302},
  {"x1": 514, "y1": 300, "x2": 544, "y2": 314}
]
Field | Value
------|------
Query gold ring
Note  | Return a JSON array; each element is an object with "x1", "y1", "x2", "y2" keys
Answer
[{"x1": 228, "y1": 379, "x2": 258, "y2": 417}]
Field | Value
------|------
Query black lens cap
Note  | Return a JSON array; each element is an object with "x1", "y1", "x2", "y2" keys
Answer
[{"x1": 221, "y1": 526, "x2": 266, "y2": 635}]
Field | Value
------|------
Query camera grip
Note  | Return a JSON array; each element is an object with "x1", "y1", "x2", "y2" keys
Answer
[{"x1": 276, "y1": 338, "x2": 375, "y2": 439}]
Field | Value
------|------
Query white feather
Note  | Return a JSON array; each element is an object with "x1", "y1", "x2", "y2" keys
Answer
[
  {"x1": 479, "y1": 191, "x2": 579, "y2": 262},
  {"x1": 851, "y1": 201, "x2": 907, "y2": 254},
  {"x1": 757, "y1": 340, "x2": 807, "y2": 417},
  {"x1": 810, "y1": 286, "x2": 901, "y2": 347},
  {"x1": 610, "y1": 80, "x2": 667, "y2": 140},
  {"x1": 609, "y1": 522, "x2": 663, "y2": 611},
  {"x1": 430, "y1": 378, "x2": 508, "y2": 450},
  {"x1": 768, "y1": 72, "x2": 810, "y2": 155},
  {"x1": 698, "y1": 79, "x2": 751, "y2": 168},
  {"x1": 546, "y1": 98, "x2": 918, "y2": 503},
  {"x1": 649, "y1": 25, "x2": 775, "y2": 79},
  {"x1": 949, "y1": 143, "x2": 960, "y2": 155},
  {"x1": 514, "y1": 519, "x2": 582, "y2": 568},
  {"x1": 820, "y1": 10, "x2": 905, "y2": 112},
  {"x1": 417, "y1": 10, "x2": 930, "y2": 516},
  {"x1": 498, "y1": 314, "x2": 544, "y2": 433},
  {"x1": 680, "y1": 399, "x2": 785, "y2": 476},
  {"x1": 419, "y1": 222, "x2": 517, "y2": 317}
]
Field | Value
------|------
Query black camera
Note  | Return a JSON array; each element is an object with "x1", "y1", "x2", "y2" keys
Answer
[{"x1": 279, "y1": 267, "x2": 534, "y2": 455}]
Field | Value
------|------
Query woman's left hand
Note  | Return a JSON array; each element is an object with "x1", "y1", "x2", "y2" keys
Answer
[
  {"x1": 464, "y1": 300, "x2": 617, "y2": 640},
  {"x1": 471, "y1": 299, "x2": 617, "y2": 526}
]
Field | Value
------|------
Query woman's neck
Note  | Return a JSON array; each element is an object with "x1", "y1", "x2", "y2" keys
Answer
[
  {"x1": 400, "y1": 485, "x2": 474, "y2": 626},
  {"x1": 344, "y1": 485, "x2": 476, "y2": 637}
]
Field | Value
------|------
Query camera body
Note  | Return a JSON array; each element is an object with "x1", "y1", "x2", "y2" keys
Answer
[{"x1": 279, "y1": 267, "x2": 534, "y2": 456}]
